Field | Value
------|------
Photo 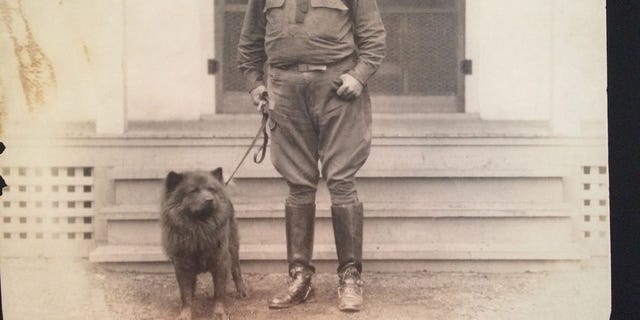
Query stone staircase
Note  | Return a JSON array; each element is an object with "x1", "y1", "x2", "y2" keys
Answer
[
  {"x1": 0, "y1": 115, "x2": 607, "y2": 268},
  {"x1": 83, "y1": 115, "x2": 606, "y2": 272},
  {"x1": 91, "y1": 201, "x2": 584, "y2": 273},
  {"x1": 89, "y1": 164, "x2": 588, "y2": 272}
]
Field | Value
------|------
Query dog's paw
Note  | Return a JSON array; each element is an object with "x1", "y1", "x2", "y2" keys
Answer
[
  {"x1": 212, "y1": 303, "x2": 229, "y2": 320},
  {"x1": 236, "y1": 282, "x2": 250, "y2": 299},
  {"x1": 212, "y1": 312, "x2": 230, "y2": 320},
  {"x1": 176, "y1": 308, "x2": 192, "y2": 320}
]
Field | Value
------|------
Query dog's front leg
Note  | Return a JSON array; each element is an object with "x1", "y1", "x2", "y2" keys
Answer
[
  {"x1": 175, "y1": 265, "x2": 197, "y2": 320},
  {"x1": 211, "y1": 261, "x2": 230, "y2": 320}
]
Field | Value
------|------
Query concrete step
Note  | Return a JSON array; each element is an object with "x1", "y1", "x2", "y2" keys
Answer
[
  {"x1": 1, "y1": 239, "x2": 95, "y2": 258},
  {"x1": 88, "y1": 242, "x2": 588, "y2": 273},
  {"x1": 122, "y1": 114, "x2": 555, "y2": 138},
  {"x1": 109, "y1": 165, "x2": 567, "y2": 180},
  {"x1": 113, "y1": 176, "x2": 565, "y2": 206},
  {"x1": 101, "y1": 202, "x2": 577, "y2": 246}
]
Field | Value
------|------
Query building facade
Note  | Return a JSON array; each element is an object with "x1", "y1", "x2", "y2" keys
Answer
[{"x1": 0, "y1": 0, "x2": 608, "y2": 271}]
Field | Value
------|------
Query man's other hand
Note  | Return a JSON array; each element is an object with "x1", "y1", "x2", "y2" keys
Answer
[
  {"x1": 336, "y1": 74, "x2": 363, "y2": 101},
  {"x1": 250, "y1": 85, "x2": 267, "y2": 106}
]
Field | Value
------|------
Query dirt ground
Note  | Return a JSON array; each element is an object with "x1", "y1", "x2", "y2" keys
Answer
[{"x1": 1, "y1": 257, "x2": 610, "y2": 320}]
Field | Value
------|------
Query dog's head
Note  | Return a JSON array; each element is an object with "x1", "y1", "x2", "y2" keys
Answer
[{"x1": 164, "y1": 168, "x2": 226, "y2": 219}]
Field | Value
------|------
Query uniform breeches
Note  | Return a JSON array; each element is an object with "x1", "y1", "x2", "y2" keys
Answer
[{"x1": 267, "y1": 59, "x2": 372, "y2": 206}]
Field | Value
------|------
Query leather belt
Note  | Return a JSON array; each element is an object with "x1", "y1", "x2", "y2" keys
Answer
[{"x1": 277, "y1": 63, "x2": 328, "y2": 72}]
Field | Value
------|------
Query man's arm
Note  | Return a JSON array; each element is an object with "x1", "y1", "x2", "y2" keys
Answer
[
  {"x1": 347, "y1": 0, "x2": 386, "y2": 85},
  {"x1": 237, "y1": 0, "x2": 267, "y2": 92}
]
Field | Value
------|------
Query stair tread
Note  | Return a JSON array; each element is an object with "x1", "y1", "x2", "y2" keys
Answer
[
  {"x1": 110, "y1": 167, "x2": 565, "y2": 180},
  {"x1": 101, "y1": 201, "x2": 576, "y2": 221},
  {"x1": 89, "y1": 243, "x2": 587, "y2": 263}
]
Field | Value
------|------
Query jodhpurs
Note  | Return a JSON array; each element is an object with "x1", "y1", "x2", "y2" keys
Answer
[{"x1": 267, "y1": 57, "x2": 372, "y2": 206}]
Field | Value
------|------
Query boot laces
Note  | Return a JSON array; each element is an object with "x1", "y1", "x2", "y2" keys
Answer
[
  {"x1": 286, "y1": 269, "x2": 310, "y2": 287},
  {"x1": 338, "y1": 268, "x2": 363, "y2": 297}
]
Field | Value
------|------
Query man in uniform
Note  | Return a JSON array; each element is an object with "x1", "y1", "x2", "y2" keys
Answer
[{"x1": 237, "y1": 0, "x2": 385, "y2": 312}]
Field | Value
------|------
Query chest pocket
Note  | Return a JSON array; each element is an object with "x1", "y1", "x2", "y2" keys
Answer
[
  {"x1": 263, "y1": 0, "x2": 286, "y2": 36},
  {"x1": 306, "y1": 0, "x2": 350, "y2": 40}
]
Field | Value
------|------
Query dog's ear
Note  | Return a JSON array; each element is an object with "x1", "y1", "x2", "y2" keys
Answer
[
  {"x1": 165, "y1": 171, "x2": 183, "y2": 192},
  {"x1": 211, "y1": 167, "x2": 224, "y2": 183}
]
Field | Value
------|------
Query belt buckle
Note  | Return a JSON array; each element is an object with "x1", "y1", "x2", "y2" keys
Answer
[{"x1": 298, "y1": 64, "x2": 327, "y2": 72}]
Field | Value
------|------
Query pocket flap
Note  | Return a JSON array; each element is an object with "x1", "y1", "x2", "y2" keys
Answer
[
  {"x1": 309, "y1": 0, "x2": 348, "y2": 11},
  {"x1": 264, "y1": 0, "x2": 285, "y2": 12}
]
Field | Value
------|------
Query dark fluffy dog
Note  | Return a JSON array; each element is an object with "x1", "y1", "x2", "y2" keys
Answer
[{"x1": 161, "y1": 168, "x2": 248, "y2": 320}]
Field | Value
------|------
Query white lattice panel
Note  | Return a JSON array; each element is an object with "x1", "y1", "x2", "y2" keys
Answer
[
  {"x1": 578, "y1": 165, "x2": 610, "y2": 256},
  {"x1": 0, "y1": 167, "x2": 95, "y2": 257}
]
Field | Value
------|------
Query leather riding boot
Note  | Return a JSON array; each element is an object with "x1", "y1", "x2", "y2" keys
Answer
[
  {"x1": 268, "y1": 203, "x2": 316, "y2": 309},
  {"x1": 331, "y1": 202, "x2": 364, "y2": 312}
]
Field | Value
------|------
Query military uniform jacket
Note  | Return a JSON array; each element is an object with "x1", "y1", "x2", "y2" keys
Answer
[{"x1": 237, "y1": 0, "x2": 386, "y2": 91}]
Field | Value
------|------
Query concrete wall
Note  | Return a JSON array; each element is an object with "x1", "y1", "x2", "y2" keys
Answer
[
  {"x1": 0, "y1": 0, "x2": 606, "y2": 133},
  {"x1": 465, "y1": 0, "x2": 554, "y2": 120},
  {"x1": 549, "y1": 0, "x2": 607, "y2": 133},
  {"x1": 124, "y1": 0, "x2": 214, "y2": 121},
  {"x1": 465, "y1": 0, "x2": 607, "y2": 132}
]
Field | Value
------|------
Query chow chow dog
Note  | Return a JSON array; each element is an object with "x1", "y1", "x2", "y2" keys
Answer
[{"x1": 161, "y1": 168, "x2": 248, "y2": 320}]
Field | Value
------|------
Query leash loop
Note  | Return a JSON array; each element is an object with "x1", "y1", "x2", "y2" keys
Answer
[
  {"x1": 253, "y1": 110, "x2": 269, "y2": 164},
  {"x1": 224, "y1": 97, "x2": 270, "y2": 186}
]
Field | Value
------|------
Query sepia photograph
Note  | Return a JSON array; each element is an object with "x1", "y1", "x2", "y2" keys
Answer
[{"x1": 0, "y1": 0, "x2": 610, "y2": 319}]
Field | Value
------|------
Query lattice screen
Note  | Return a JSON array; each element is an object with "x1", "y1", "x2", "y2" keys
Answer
[
  {"x1": 0, "y1": 167, "x2": 95, "y2": 257},
  {"x1": 578, "y1": 165, "x2": 610, "y2": 256}
]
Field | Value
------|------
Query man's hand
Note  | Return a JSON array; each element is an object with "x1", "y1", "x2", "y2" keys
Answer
[
  {"x1": 336, "y1": 74, "x2": 363, "y2": 101},
  {"x1": 250, "y1": 85, "x2": 267, "y2": 106}
]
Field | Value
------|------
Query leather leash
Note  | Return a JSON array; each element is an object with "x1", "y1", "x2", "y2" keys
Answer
[{"x1": 224, "y1": 98, "x2": 270, "y2": 186}]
